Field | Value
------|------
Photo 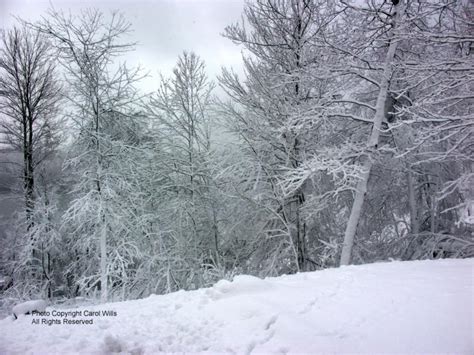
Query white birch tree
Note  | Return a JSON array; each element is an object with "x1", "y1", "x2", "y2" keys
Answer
[{"x1": 338, "y1": 0, "x2": 405, "y2": 265}]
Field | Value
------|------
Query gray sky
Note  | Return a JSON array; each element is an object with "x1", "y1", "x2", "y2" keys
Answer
[{"x1": 0, "y1": 0, "x2": 245, "y2": 93}]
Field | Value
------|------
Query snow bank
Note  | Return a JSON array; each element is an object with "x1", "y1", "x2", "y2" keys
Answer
[
  {"x1": 206, "y1": 274, "x2": 272, "y2": 300},
  {"x1": 1, "y1": 258, "x2": 472, "y2": 354},
  {"x1": 12, "y1": 300, "x2": 47, "y2": 319}
]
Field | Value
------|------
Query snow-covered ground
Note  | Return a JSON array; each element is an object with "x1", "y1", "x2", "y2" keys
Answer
[{"x1": 1, "y1": 258, "x2": 472, "y2": 354}]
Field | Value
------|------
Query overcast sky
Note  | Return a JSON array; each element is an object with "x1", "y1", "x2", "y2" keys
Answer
[{"x1": 0, "y1": 0, "x2": 245, "y2": 93}]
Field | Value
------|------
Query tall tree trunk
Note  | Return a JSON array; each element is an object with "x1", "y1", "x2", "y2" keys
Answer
[
  {"x1": 27, "y1": 110, "x2": 35, "y2": 212},
  {"x1": 100, "y1": 213, "x2": 108, "y2": 302},
  {"x1": 212, "y1": 206, "x2": 220, "y2": 265},
  {"x1": 291, "y1": 4, "x2": 307, "y2": 272},
  {"x1": 296, "y1": 192, "x2": 306, "y2": 271},
  {"x1": 339, "y1": 1, "x2": 404, "y2": 266},
  {"x1": 93, "y1": 95, "x2": 108, "y2": 302},
  {"x1": 407, "y1": 169, "x2": 419, "y2": 235}
]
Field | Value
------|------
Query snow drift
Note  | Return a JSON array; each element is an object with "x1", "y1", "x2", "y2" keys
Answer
[
  {"x1": 1, "y1": 258, "x2": 472, "y2": 354},
  {"x1": 12, "y1": 299, "x2": 47, "y2": 319}
]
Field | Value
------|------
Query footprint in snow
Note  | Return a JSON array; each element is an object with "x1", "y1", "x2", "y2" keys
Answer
[
  {"x1": 264, "y1": 314, "x2": 278, "y2": 330},
  {"x1": 298, "y1": 298, "x2": 317, "y2": 314}
]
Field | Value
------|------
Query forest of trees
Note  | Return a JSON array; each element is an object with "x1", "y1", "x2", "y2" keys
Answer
[{"x1": 0, "y1": 0, "x2": 472, "y2": 306}]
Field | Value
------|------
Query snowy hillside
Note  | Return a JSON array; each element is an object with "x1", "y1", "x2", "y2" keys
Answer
[{"x1": 1, "y1": 258, "x2": 472, "y2": 354}]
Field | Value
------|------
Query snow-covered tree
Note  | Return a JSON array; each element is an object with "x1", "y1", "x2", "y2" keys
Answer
[
  {"x1": 147, "y1": 52, "x2": 220, "y2": 289},
  {"x1": 32, "y1": 8, "x2": 147, "y2": 301},
  {"x1": 0, "y1": 24, "x2": 63, "y2": 297},
  {"x1": 221, "y1": 0, "x2": 473, "y2": 268},
  {"x1": 332, "y1": 0, "x2": 406, "y2": 265},
  {"x1": 322, "y1": 0, "x2": 473, "y2": 264},
  {"x1": 0, "y1": 25, "x2": 61, "y2": 221},
  {"x1": 220, "y1": 0, "x2": 343, "y2": 273}
]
